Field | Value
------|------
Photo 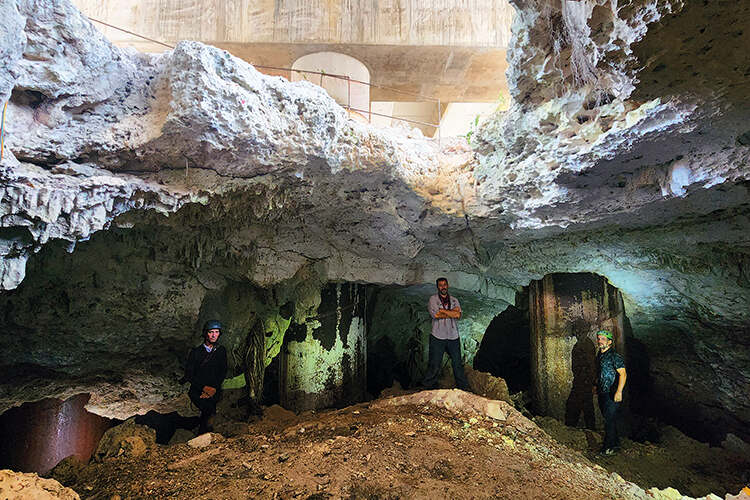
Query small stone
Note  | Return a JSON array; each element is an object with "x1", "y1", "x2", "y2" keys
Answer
[
  {"x1": 278, "y1": 453, "x2": 290, "y2": 462},
  {"x1": 485, "y1": 402, "x2": 506, "y2": 421},
  {"x1": 188, "y1": 433, "x2": 213, "y2": 448}
]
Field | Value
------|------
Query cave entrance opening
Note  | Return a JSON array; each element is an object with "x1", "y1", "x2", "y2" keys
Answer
[{"x1": 291, "y1": 52, "x2": 370, "y2": 122}]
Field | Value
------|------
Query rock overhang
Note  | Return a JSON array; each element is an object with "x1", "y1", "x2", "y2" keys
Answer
[{"x1": 0, "y1": 0, "x2": 748, "y2": 442}]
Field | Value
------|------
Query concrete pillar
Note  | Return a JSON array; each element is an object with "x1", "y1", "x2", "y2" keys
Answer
[
  {"x1": 280, "y1": 283, "x2": 367, "y2": 412},
  {"x1": 529, "y1": 273, "x2": 625, "y2": 421}
]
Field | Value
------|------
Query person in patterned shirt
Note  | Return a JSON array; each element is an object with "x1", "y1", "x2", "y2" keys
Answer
[{"x1": 595, "y1": 329, "x2": 627, "y2": 455}]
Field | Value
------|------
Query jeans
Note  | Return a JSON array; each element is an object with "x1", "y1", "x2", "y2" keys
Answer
[
  {"x1": 598, "y1": 393, "x2": 621, "y2": 449},
  {"x1": 422, "y1": 335, "x2": 470, "y2": 390}
]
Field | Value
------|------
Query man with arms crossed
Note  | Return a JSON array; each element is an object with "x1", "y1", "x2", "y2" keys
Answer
[{"x1": 423, "y1": 277, "x2": 470, "y2": 391}]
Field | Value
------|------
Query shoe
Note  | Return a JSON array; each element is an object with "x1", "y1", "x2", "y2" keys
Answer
[{"x1": 602, "y1": 448, "x2": 616, "y2": 456}]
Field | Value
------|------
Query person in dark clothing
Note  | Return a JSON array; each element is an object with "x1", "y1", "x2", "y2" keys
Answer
[
  {"x1": 595, "y1": 329, "x2": 627, "y2": 455},
  {"x1": 182, "y1": 319, "x2": 228, "y2": 434}
]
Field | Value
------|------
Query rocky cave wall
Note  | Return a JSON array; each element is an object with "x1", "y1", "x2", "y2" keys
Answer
[{"x1": 0, "y1": 0, "x2": 748, "y2": 446}]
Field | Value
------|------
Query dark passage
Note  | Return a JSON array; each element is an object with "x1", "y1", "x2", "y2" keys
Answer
[
  {"x1": 473, "y1": 304, "x2": 531, "y2": 393},
  {"x1": 134, "y1": 411, "x2": 200, "y2": 444}
]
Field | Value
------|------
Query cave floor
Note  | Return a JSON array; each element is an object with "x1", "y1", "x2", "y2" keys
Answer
[
  {"x1": 63, "y1": 390, "x2": 747, "y2": 500},
  {"x1": 535, "y1": 416, "x2": 749, "y2": 499}
]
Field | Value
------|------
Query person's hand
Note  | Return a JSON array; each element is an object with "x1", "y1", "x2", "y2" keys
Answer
[
  {"x1": 435, "y1": 309, "x2": 448, "y2": 318},
  {"x1": 613, "y1": 391, "x2": 622, "y2": 403},
  {"x1": 200, "y1": 386, "x2": 217, "y2": 399},
  {"x1": 592, "y1": 385, "x2": 597, "y2": 395}
]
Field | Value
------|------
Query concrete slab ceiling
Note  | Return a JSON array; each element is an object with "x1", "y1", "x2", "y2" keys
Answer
[{"x1": 72, "y1": 0, "x2": 514, "y2": 103}]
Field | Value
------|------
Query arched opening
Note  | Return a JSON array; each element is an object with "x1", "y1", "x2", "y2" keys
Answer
[{"x1": 291, "y1": 52, "x2": 370, "y2": 122}]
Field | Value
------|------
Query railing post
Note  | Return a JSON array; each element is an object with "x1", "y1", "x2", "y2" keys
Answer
[
  {"x1": 347, "y1": 76, "x2": 351, "y2": 112},
  {"x1": 437, "y1": 99, "x2": 442, "y2": 146}
]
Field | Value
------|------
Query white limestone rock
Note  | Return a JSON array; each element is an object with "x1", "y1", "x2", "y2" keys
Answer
[
  {"x1": 0, "y1": 0, "x2": 748, "y2": 443},
  {"x1": 0, "y1": 469, "x2": 79, "y2": 500},
  {"x1": 0, "y1": 161, "x2": 203, "y2": 289}
]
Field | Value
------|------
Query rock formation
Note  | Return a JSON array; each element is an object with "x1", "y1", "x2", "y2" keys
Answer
[{"x1": 0, "y1": 0, "x2": 748, "y2": 448}]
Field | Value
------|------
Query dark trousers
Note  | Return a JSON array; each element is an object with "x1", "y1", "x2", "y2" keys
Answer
[
  {"x1": 189, "y1": 387, "x2": 219, "y2": 433},
  {"x1": 598, "y1": 393, "x2": 621, "y2": 449},
  {"x1": 422, "y1": 335, "x2": 470, "y2": 390}
]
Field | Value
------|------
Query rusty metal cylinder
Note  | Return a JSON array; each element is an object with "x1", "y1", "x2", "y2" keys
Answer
[{"x1": 0, "y1": 393, "x2": 113, "y2": 474}]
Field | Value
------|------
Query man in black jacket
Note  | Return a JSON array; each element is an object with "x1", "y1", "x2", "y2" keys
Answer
[{"x1": 182, "y1": 319, "x2": 228, "y2": 434}]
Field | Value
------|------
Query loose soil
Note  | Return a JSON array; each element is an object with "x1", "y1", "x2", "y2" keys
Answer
[{"x1": 57, "y1": 390, "x2": 748, "y2": 500}]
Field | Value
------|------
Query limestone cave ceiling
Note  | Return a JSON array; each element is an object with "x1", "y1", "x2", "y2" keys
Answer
[{"x1": 0, "y1": 0, "x2": 748, "y2": 441}]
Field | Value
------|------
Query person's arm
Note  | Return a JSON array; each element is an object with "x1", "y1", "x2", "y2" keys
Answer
[
  {"x1": 439, "y1": 308, "x2": 461, "y2": 319},
  {"x1": 444, "y1": 297, "x2": 462, "y2": 319},
  {"x1": 613, "y1": 367, "x2": 627, "y2": 402},
  {"x1": 428, "y1": 296, "x2": 441, "y2": 319},
  {"x1": 202, "y1": 347, "x2": 228, "y2": 398},
  {"x1": 217, "y1": 347, "x2": 228, "y2": 385},
  {"x1": 182, "y1": 348, "x2": 196, "y2": 385}
]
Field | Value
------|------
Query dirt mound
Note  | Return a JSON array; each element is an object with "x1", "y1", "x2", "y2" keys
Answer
[
  {"x1": 51, "y1": 389, "x2": 750, "y2": 499},
  {"x1": 63, "y1": 390, "x2": 652, "y2": 499},
  {"x1": 374, "y1": 388, "x2": 515, "y2": 423}
]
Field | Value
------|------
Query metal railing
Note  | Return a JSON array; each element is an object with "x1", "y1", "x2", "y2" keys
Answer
[{"x1": 88, "y1": 18, "x2": 442, "y2": 140}]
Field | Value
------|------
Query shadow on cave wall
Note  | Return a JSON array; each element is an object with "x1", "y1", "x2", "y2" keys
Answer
[{"x1": 564, "y1": 318, "x2": 597, "y2": 429}]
